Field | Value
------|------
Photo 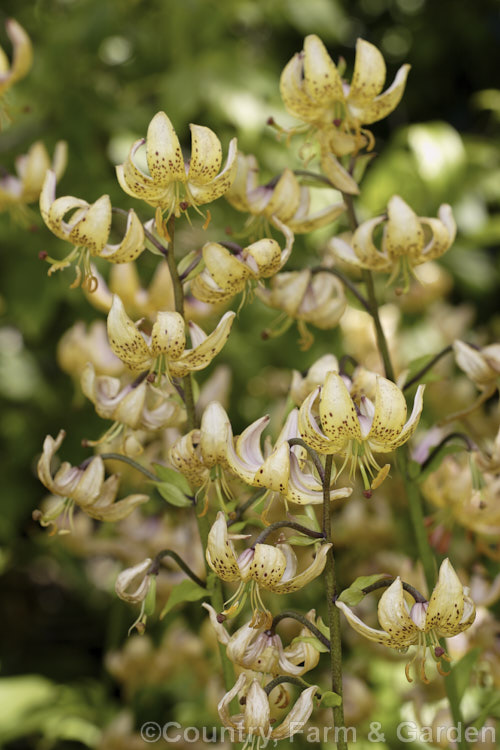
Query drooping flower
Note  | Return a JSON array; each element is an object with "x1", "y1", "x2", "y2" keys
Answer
[
  {"x1": 445, "y1": 340, "x2": 500, "y2": 421},
  {"x1": 225, "y1": 152, "x2": 345, "y2": 233},
  {"x1": 206, "y1": 510, "x2": 332, "y2": 621},
  {"x1": 0, "y1": 141, "x2": 67, "y2": 219},
  {"x1": 116, "y1": 111, "x2": 237, "y2": 219},
  {"x1": 57, "y1": 320, "x2": 124, "y2": 379},
  {"x1": 199, "y1": 402, "x2": 351, "y2": 506},
  {"x1": 0, "y1": 19, "x2": 33, "y2": 99},
  {"x1": 107, "y1": 294, "x2": 235, "y2": 376},
  {"x1": 40, "y1": 171, "x2": 145, "y2": 290},
  {"x1": 115, "y1": 558, "x2": 156, "y2": 634},
  {"x1": 203, "y1": 603, "x2": 321, "y2": 676},
  {"x1": 279, "y1": 36, "x2": 410, "y2": 193},
  {"x1": 81, "y1": 363, "x2": 185, "y2": 446},
  {"x1": 35, "y1": 430, "x2": 149, "y2": 528},
  {"x1": 329, "y1": 196, "x2": 456, "y2": 290},
  {"x1": 218, "y1": 673, "x2": 318, "y2": 747},
  {"x1": 190, "y1": 218, "x2": 294, "y2": 304},
  {"x1": 336, "y1": 559, "x2": 476, "y2": 682},
  {"x1": 298, "y1": 370, "x2": 424, "y2": 492},
  {"x1": 256, "y1": 269, "x2": 346, "y2": 350}
]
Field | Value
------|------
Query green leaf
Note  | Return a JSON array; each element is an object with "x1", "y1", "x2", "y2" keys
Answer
[
  {"x1": 450, "y1": 647, "x2": 481, "y2": 704},
  {"x1": 152, "y1": 464, "x2": 193, "y2": 507},
  {"x1": 159, "y1": 579, "x2": 207, "y2": 618},
  {"x1": 286, "y1": 534, "x2": 319, "y2": 546},
  {"x1": 338, "y1": 574, "x2": 390, "y2": 605},
  {"x1": 152, "y1": 464, "x2": 192, "y2": 493},
  {"x1": 290, "y1": 635, "x2": 329, "y2": 653},
  {"x1": 321, "y1": 691, "x2": 342, "y2": 708}
]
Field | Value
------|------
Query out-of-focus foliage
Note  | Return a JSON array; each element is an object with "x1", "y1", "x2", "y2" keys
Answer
[{"x1": 1, "y1": 0, "x2": 500, "y2": 748}]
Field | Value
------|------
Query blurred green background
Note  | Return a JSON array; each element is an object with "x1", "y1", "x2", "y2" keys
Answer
[{"x1": 1, "y1": 0, "x2": 499, "y2": 747}]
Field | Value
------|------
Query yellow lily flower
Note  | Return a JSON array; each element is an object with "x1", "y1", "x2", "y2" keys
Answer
[
  {"x1": 115, "y1": 558, "x2": 156, "y2": 634},
  {"x1": 218, "y1": 673, "x2": 318, "y2": 746},
  {"x1": 329, "y1": 195, "x2": 456, "y2": 290},
  {"x1": 444, "y1": 340, "x2": 500, "y2": 421},
  {"x1": 36, "y1": 430, "x2": 149, "y2": 527},
  {"x1": 57, "y1": 320, "x2": 124, "y2": 380},
  {"x1": 201, "y1": 403, "x2": 350, "y2": 506},
  {"x1": 206, "y1": 510, "x2": 332, "y2": 620},
  {"x1": 279, "y1": 36, "x2": 410, "y2": 194},
  {"x1": 290, "y1": 354, "x2": 339, "y2": 405},
  {"x1": 336, "y1": 559, "x2": 476, "y2": 682},
  {"x1": 0, "y1": 18, "x2": 33, "y2": 99},
  {"x1": 225, "y1": 152, "x2": 345, "y2": 232},
  {"x1": 190, "y1": 218, "x2": 294, "y2": 304},
  {"x1": 0, "y1": 141, "x2": 67, "y2": 218},
  {"x1": 81, "y1": 363, "x2": 185, "y2": 439},
  {"x1": 116, "y1": 111, "x2": 238, "y2": 218},
  {"x1": 106, "y1": 294, "x2": 235, "y2": 375},
  {"x1": 256, "y1": 269, "x2": 346, "y2": 350},
  {"x1": 40, "y1": 171, "x2": 145, "y2": 290},
  {"x1": 298, "y1": 370, "x2": 424, "y2": 492},
  {"x1": 203, "y1": 603, "x2": 321, "y2": 676}
]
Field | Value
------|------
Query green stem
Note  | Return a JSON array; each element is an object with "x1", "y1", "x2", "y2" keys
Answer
[
  {"x1": 403, "y1": 344, "x2": 453, "y2": 391},
  {"x1": 163, "y1": 215, "x2": 233, "y2": 690},
  {"x1": 253, "y1": 521, "x2": 325, "y2": 547},
  {"x1": 148, "y1": 549, "x2": 206, "y2": 589},
  {"x1": 270, "y1": 610, "x2": 331, "y2": 650},
  {"x1": 98, "y1": 453, "x2": 159, "y2": 482},
  {"x1": 323, "y1": 453, "x2": 347, "y2": 750}
]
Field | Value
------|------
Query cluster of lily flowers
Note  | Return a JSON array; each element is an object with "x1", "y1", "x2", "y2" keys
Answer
[{"x1": 22, "y1": 21, "x2": 499, "y2": 745}]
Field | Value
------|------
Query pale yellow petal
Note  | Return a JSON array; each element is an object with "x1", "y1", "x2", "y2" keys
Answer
[
  {"x1": 150, "y1": 311, "x2": 186, "y2": 360},
  {"x1": 169, "y1": 311, "x2": 235, "y2": 377},
  {"x1": 426, "y1": 558, "x2": 465, "y2": 634},
  {"x1": 271, "y1": 685, "x2": 318, "y2": 740},
  {"x1": 249, "y1": 543, "x2": 288, "y2": 588},
  {"x1": 206, "y1": 511, "x2": 240, "y2": 581},
  {"x1": 378, "y1": 578, "x2": 419, "y2": 645},
  {"x1": 146, "y1": 111, "x2": 185, "y2": 184},
  {"x1": 187, "y1": 137, "x2": 238, "y2": 205},
  {"x1": 303, "y1": 34, "x2": 344, "y2": 104},
  {"x1": 384, "y1": 196, "x2": 425, "y2": 260},
  {"x1": 320, "y1": 151, "x2": 360, "y2": 195},
  {"x1": 244, "y1": 681, "x2": 271, "y2": 736},
  {"x1": 107, "y1": 294, "x2": 151, "y2": 371},
  {"x1": 187, "y1": 125, "x2": 223, "y2": 185},
  {"x1": 319, "y1": 371, "x2": 362, "y2": 443},
  {"x1": 272, "y1": 543, "x2": 332, "y2": 593},
  {"x1": 349, "y1": 39, "x2": 386, "y2": 106},
  {"x1": 253, "y1": 442, "x2": 290, "y2": 493},
  {"x1": 68, "y1": 194, "x2": 112, "y2": 255},
  {"x1": 100, "y1": 209, "x2": 145, "y2": 263},
  {"x1": 336, "y1": 599, "x2": 404, "y2": 647},
  {"x1": 218, "y1": 673, "x2": 247, "y2": 730},
  {"x1": 359, "y1": 63, "x2": 411, "y2": 125}
]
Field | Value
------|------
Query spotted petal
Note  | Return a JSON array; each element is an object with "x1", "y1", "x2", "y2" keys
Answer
[
  {"x1": 169, "y1": 311, "x2": 235, "y2": 377},
  {"x1": 378, "y1": 578, "x2": 419, "y2": 647},
  {"x1": 271, "y1": 543, "x2": 332, "y2": 593},
  {"x1": 319, "y1": 371, "x2": 362, "y2": 444},
  {"x1": 303, "y1": 34, "x2": 344, "y2": 105},
  {"x1": 425, "y1": 558, "x2": 472, "y2": 636},
  {"x1": 107, "y1": 294, "x2": 151, "y2": 371},
  {"x1": 384, "y1": 196, "x2": 425, "y2": 261},
  {"x1": 358, "y1": 63, "x2": 411, "y2": 125},
  {"x1": 336, "y1": 598, "x2": 406, "y2": 648},
  {"x1": 187, "y1": 124, "x2": 223, "y2": 184},
  {"x1": 146, "y1": 111, "x2": 185, "y2": 184},
  {"x1": 188, "y1": 137, "x2": 238, "y2": 205},
  {"x1": 248, "y1": 543, "x2": 288, "y2": 589},
  {"x1": 206, "y1": 511, "x2": 240, "y2": 582}
]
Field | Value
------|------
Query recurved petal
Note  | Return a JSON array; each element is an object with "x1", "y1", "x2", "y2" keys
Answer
[
  {"x1": 188, "y1": 137, "x2": 238, "y2": 205},
  {"x1": 68, "y1": 194, "x2": 112, "y2": 255},
  {"x1": 107, "y1": 295, "x2": 151, "y2": 371},
  {"x1": 280, "y1": 51, "x2": 322, "y2": 122},
  {"x1": 190, "y1": 269, "x2": 233, "y2": 304},
  {"x1": 453, "y1": 340, "x2": 497, "y2": 386},
  {"x1": 298, "y1": 386, "x2": 338, "y2": 454},
  {"x1": 379, "y1": 383, "x2": 424, "y2": 451},
  {"x1": 150, "y1": 311, "x2": 186, "y2": 360},
  {"x1": 202, "y1": 602, "x2": 231, "y2": 645},
  {"x1": 234, "y1": 415, "x2": 268, "y2": 472},
  {"x1": 187, "y1": 125, "x2": 223, "y2": 184},
  {"x1": 358, "y1": 63, "x2": 411, "y2": 125},
  {"x1": 224, "y1": 152, "x2": 256, "y2": 212},
  {"x1": 244, "y1": 681, "x2": 271, "y2": 736},
  {"x1": 348, "y1": 39, "x2": 386, "y2": 106},
  {"x1": 425, "y1": 558, "x2": 466, "y2": 635},
  {"x1": 272, "y1": 543, "x2": 332, "y2": 593},
  {"x1": 202, "y1": 242, "x2": 250, "y2": 292},
  {"x1": 262, "y1": 169, "x2": 301, "y2": 223},
  {"x1": 244, "y1": 238, "x2": 283, "y2": 278},
  {"x1": 100, "y1": 208, "x2": 145, "y2": 263},
  {"x1": 320, "y1": 151, "x2": 360, "y2": 195},
  {"x1": 384, "y1": 196, "x2": 425, "y2": 260},
  {"x1": 366, "y1": 376, "x2": 408, "y2": 443},
  {"x1": 206, "y1": 511, "x2": 241, "y2": 581},
  {"x1": 218, "y1": 673, "x2": 247, "y2": 730},
  {"x1": 351, "y1": 216, "x2": 390, "y2": 268},
  {"x1": 288, "y1": 193, "x2": 346, "y2": 234},
  {"x1": 0, "y1": 19, "x2": 33, "y2": 96},
  {"x1": 286, "y1": 453, "x2": 352, "y2": 505},
  {"x1": 200, "y1": 401, "x2": 233, "y2": 467},
  {"x1": 303, "y1": 34, "x2": 344, "y2": 104},
  {"x1": 146, "y1": 111, "x2": 185, "y2": 184},
  {"x1": 70, "y1": 456, "x2": 107, "y2": 506},
  {"x1": 37, "y1": 429, "x2": 67, "y2": 490},
  {"x1": 87, "y1": 490, "x2": 149, "y2": 521},
  {"x1": 419, "y1": 205, "x2": 456, "y2": 262},
  {"x1": 39, "y1": 170, "x2": 87, "y2": 240},
  {"x1": 336, "y1": 599, "x2": 405, "y2": 648},
  {"x1": 253, "y1": 441, "x2": 290, "y2": 494},
  {"x1": 115, "y1": 558, "x2": 152, "y2": 603},
  {"x1": 271, "y1": 685, "x2": 318, "y2": 740},
  {"x1": 169, "y1": 311, "x2": 235, "y2": 377},
  {"x1": 249, "y1": 543, "x2": 288, "y2": 589},
  {"x1": 378, "y1": 578, "x2": 419, "y2": 645},
  {"x1": 319, "y1": 371, "x2": 362, "y2": 443}
]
